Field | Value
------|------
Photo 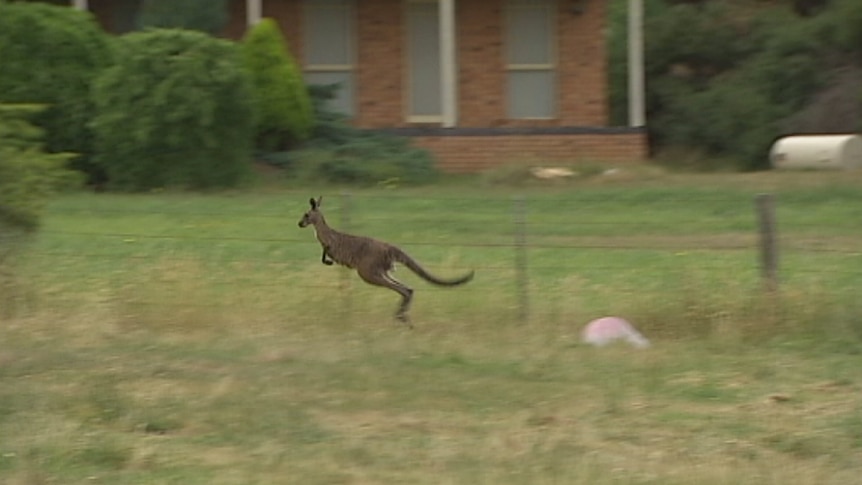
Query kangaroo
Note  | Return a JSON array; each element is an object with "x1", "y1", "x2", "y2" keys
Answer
[{"x1": 297, "y1": 196, "x2": 474, "y2": 327}]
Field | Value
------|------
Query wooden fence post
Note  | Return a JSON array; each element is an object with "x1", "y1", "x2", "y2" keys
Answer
[
  {"x1": 513, "y1": 196, "x2": 529, "y2": 323},
  {"x1": 340, "y1": 192, "x2": 353, "y2": 320},
  {"x1": 755, "y1": 193, "x2": 779, "y2": 291}
]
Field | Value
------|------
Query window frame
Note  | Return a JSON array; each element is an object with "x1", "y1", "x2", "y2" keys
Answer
[
  {"x1": 302, "y1": 0, "x2": 357, "y2": 118},
  {"x1": 404, "y1": 0, "x2": 444, "y2": 123},
  {"x1": 504, "y1": 0, "x2": 558, "y2": 120}
]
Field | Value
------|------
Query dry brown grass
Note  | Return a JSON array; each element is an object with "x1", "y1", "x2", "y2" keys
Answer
[{"x1": 1, "y1": 178, "x2": 861, "y2": 483}]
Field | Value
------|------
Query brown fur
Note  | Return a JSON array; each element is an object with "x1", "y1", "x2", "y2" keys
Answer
[{"x1": 298, "y1": 196, "x2": 474, "y2": 327}]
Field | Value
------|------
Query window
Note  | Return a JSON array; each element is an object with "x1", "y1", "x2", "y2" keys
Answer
[
  {"x1": 303, "y1": 0, "x2": 355, "y2": 117},
  {"x1": 406, "y1": 0, "x2": 442, "y2": 121},
  {"x1": 505, "y1": 0, "x2": 556, "y2": 119}
]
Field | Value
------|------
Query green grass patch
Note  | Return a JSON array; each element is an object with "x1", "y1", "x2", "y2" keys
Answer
[{"x1": 1, "y1": 171, "x2": 861, "y2": 483}]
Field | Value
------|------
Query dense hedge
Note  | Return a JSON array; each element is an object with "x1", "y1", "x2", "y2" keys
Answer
[
  {"x1": 90, "y1": 29, "x2": 254, "y2": 191},
  {"x1": 262, "y1": 85, "x2": 439, "y2": 186},
  {"x1": 240, "y1": 18, "x2": 314, "y2": 151},
  {"x1": 610, "y1": 0, "x2": 862, "y2": 170},
  {"x1": 0, "y1": 104, "x2": 78, "y2": 232},
  {"x1": 0, "y1": 1, "x2": 112, "y2": 181}
]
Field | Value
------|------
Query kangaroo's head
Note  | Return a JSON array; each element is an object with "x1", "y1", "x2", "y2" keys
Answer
[{"x1": 298, "y1": 196, "x2": 324, "y2": 228}]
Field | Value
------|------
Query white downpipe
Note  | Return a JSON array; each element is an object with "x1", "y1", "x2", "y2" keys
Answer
[
  {"x1": 247, "y1": 0, "x2": 262, "y2": 27},
  {"x1": 627, "y1": 0, "x2": 645, "y2": 127},
  {"x1": 71, "y1": 0, "x2": 88, "y2": 10},
  {"x1": 439, "y1": 0, "x2": 458, "y2": 128}
]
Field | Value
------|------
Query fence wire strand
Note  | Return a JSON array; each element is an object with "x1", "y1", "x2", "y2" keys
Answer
[{"x1": 9, "y1": 193, "x2": 862, "y2": 323}]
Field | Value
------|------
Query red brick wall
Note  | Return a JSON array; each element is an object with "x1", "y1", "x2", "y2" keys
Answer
[
  {"x1": 262, "y1": 0, "x2": 301, "y2": 51},
  {"x1": 347, "y1": 0, "x2": 610, "y2": 129},
  {"x1": 222, "y1": 0, "x2": 247, "y2": 40},
  {"x1": 558, "y1": 0, "x2": 609, "y2": 125},
  {"x1": 457, "y1": 0, "x2": 504, "y2": 127},
  {"x1": 414, "y1": 132, "x2": 647, "y2": 173},
  {"x1": 456, "y1": 0, "x2": 609, "y2": 128},
  {"x1": 355, "y1": 0, "x2": 405, "y2": 128}
]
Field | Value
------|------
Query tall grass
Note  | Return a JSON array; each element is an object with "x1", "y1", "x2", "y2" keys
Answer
[{"x1": 1, "y1": 171, "x2": 861, "y2": 483}]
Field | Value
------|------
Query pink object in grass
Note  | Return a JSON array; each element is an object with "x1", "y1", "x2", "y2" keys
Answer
[{"x1": 582, "y1": 316, "x2": 650, "y2": 349}]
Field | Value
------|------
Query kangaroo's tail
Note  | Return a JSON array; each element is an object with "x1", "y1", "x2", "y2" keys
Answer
[{"x1": 395, "y1": 250, "x2": 474, "y2": 286}]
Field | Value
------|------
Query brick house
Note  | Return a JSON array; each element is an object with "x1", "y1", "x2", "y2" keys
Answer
[{"x1": 71, "y1": 0, "x2": 647, "y2": 172}]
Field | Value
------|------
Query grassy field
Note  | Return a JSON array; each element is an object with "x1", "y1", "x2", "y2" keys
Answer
[{"x1": 1, "y1": 171, "x2": 861, "y2": 484}]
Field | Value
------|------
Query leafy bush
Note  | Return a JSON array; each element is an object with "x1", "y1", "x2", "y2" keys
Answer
[
  {"x1": 0, "y1": 1, "x2": 113, "y2": 182},
  {"x1": 744, "y1": 10, "x2": 829, "y2": 112},
  {"x1": 653, "y1": 75, "x2": 778, "y2": 170},
  {"x1": 240, "y1": 18, "x2": 314, "y2": 151},
  {"x1": 90, "y1": 29, "x2": 254, "y2": 191},
  {"x1": 1, "y1": 103, "x2": 79, "y2": 317},
  {"x1": 289, "y1": 134, "x2": 438, "y2": 186},
  {"x1": 637, "y1": 0, "x2": 853, "y2": 169},
  {"x1": 136, "y1": 0, "x2": 229, "y2": 35},
  {"x1": 827, "y1": 0, "x2": 862, "y2": 56},
  {"x1": 608, "y1": 0, "x2": 862, "y2": 170},
  {"x1": 306, "y1": 83, "x2": 354, "y2": 145},
  {"x1": 0, "y1": 104, "x2": 78, "y2": 232},
  {"x1": 645, "y1": 2, "x2": 751, "y2": 82},
  {"x1": 264, "y1": 84, "x2": 438, "y2": 186},
  {"x1": 642, "y1": 2, "x2": 756, "y2": 167}
]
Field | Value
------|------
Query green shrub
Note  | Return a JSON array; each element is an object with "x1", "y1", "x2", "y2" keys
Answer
[
  {"x1": 745, "y1": 10, "x2": 829, "y2": 112},
  {"x1": 645, "y1": 2, "x2": 750, "y2": 83},
  {"x1": 90, "y1": 29, "x2": 254, "y2": 191},
  {"x1": 289, "y1": 134, "x2": 439, "y2": 186},
  {"x1": 0, "y1": 1, "x2": 113, "y2": 182},
  {"x1": 265, "y1": 85, "x2": 438, "y2": 186},
  {"x1": 136, "y1": 0, "x2": 229, "y2": 35},
  {"x1": 0, "y1": 103, "x2": 79, "y2": 319},
  {"x1": 240, "y1": 18, "x2": 314, "y2": 151},
  {"x1": 653, "y1": 74, "x2": 778, "y2": 170},
  {"x1": 0, "y1": 104, "x2": 78, "y2": 232},
  {"x1": 641, "y1": 1, "x2": 839, "y2": 170},
  {"x1": 307, "y1": 83, "x2": 353, "y2": 144},
  {"x1": 827, "y1": 0, "x2": 862, "y2": 56}
]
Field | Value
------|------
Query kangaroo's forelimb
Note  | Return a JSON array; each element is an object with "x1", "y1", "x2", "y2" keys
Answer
[{"x1": 321, "y1": 248, "x2": 334, "y2": 265}]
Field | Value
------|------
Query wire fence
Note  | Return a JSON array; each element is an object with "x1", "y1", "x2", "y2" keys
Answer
[{"x1": 6, "y1": 192, "x2": 862, "y2": 323}]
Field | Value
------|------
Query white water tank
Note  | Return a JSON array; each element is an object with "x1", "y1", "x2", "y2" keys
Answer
[{"x1": 770, "y1": 134, "x2": 862, "y2": 170}]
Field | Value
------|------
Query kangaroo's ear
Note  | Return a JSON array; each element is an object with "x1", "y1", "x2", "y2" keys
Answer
[
  {"x1": 309, "y1": 197, "x2": 317, "y2": 210},
  {"x1": 316, "y1": 196, "x2": 323, "y2": 208}
]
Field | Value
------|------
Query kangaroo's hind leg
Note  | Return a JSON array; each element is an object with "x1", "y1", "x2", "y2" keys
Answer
[
  {"x1": 357, "y1": 269, "x2": 414, "y2": 328},
  {"x1": 384, "y1": 272, "x2": 414, "y2": 324}
]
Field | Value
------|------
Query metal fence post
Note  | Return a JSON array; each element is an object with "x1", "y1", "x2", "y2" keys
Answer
[
  {"x1": 755, "y1": 193, "x2": 779, "y2": 292},
  {"x1": 513, "y1": 196, "x2": 529, "y2": 323}
]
